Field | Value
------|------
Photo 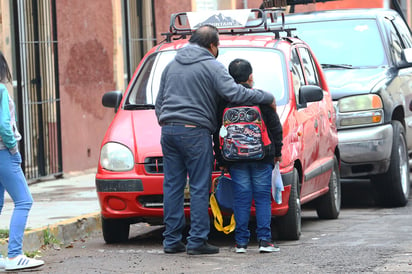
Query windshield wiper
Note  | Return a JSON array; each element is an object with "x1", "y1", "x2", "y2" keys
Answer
[
  {"x1": 124, "y1": 104, "x2": 155, "y2": 110},
  {"x1": 321, "y1": 63, "x2": 353, "y2": 69}
]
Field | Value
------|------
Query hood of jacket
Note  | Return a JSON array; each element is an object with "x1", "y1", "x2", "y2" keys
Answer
[{"x1": 175, "y1": 43, "x2": 215, "y2": 65}]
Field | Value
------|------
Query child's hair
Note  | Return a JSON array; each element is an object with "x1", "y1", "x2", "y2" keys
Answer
[
  {"x1": 0, "y1": 52, "x2": 12, "y2": 83},
  {"x1": 228, "y1": 58, "x2": 252, "y2": 84}
]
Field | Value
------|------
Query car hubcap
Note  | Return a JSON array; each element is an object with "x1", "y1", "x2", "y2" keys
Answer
[
  {"x1": 398, "y1": 137, "x2": 409, "y2": 196},
  {"x1": 331, "y1": 170, "x2": 339, "y2": 209}
]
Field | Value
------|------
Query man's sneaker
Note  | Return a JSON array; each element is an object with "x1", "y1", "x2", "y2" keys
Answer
[
  {"x1": 164, "y1": 241, "x2": 186, "y2": 254},
  {"x1": 187, "y1": 242, "x2": 219, "y2": 255},
  {"x1": 0, "y1": 255, "x2": 5, "y2": 269},
  {"x1": 259, "y1": 240, "x2": 280, "y2": 253},
  {"x1": 5, "y1": 254, "x2": 44, "y2": 271},
  {"x1": 235, "y1": 244, "x2": 247, "y2": 253}
]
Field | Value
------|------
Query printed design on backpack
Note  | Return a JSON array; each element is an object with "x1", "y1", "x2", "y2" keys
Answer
[{"x1": 219, "y1": 106, "x2": 271, "y2": 161}]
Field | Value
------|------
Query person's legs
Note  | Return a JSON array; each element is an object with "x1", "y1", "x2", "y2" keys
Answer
[
  {"x1": 183, "y1": 127, "x2": 214, "y2": 249},
  {"x1": 229, "y1": 162, "x2": 253, "y2": 246},
  {"x1": 251, "y1": 162, "x2": 273, "y2": 242},
  {"x1": 0, "y1": 150, "x2": 33, "y2": 258},
  {"x1": 161, "y1": 126, "x2": 188, "y2": 249}
]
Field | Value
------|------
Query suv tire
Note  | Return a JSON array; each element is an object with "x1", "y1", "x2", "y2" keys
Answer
[{"x1": 372, "y1": 121, "x2": 410, "y2": 207}]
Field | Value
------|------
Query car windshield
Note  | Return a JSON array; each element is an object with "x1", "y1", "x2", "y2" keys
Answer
[
  {"x1": 125, "y1": 47, "x2": 288, "y2": 106},
  {"x1": 287, "y1": 18, "x2": 387, "y2": 68}
]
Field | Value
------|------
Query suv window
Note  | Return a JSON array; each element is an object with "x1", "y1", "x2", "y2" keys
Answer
[
  {"x1": 386, "y1": 17, "x2": 404, "y2": 64},
  {"x1": 289, "y1": 19, "x2": 387, "y2": 67},
  {"x1": 393, "y1": 16, "x2": 412, "y2": 48},
  {"x1": 126, "y1": 47, "x2": 289, "y2": 106}
]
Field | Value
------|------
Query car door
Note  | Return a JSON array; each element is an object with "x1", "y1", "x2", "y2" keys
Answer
[
  {"x1": 385, "y1": 15, "x2": 412, "y2": 153},
  {"x1": 290, "y1": 46, "x2": 322, "y2": 198}
]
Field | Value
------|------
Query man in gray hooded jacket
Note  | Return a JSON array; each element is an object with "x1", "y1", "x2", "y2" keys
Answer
[{"x1": 155, "y1": 24, "x2": 276, "y2": 255}]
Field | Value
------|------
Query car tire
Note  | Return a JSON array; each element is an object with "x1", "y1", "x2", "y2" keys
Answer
[
  {"x1": 315, "y1": 156, "x2": 341, "y2": 219},
  {"x1": 102, "y1": 217, "x2": 130, "y2": 244},
  {"x1": 372, "y1": 121, "x2": 410, "y2": 207},
  {"x1": 275, "y1": 167, "x2": 301, "y2": 240}
]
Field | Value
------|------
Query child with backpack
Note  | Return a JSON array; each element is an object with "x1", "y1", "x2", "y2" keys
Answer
[{"x1": 213, "y1": 58, "x2": 283, "y2": 253}]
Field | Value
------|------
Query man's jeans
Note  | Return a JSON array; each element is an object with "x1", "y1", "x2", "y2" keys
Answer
[
  {"x1": 229, "y1": 162, "x2": 273, "y2": 245},
  {"x1": 161, "y1": 125, "x2": 213, "y2": 249},
  {"x1": 0, "y1": 149, "x2": 33, "y2": 257}
]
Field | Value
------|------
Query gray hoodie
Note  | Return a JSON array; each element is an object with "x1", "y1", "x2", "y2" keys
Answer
[{"x1": 155, "y1": 43, "x2": 274, "y2": 133}]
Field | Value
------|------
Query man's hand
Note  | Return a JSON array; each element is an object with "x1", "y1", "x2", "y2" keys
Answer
[{"x1": 274, "y1": 156, "x2": 282, "y2": 163}]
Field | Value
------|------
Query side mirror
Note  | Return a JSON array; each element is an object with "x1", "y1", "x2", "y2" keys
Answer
[
  {"x1": 298, "y1": 85, "x2": 324, "y2": 109},
  {"x1": 102, "y1": 90, "x2": 123, "y2": 113}
]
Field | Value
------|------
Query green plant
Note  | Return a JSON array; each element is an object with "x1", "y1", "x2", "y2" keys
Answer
[
  {"x1": 0, "y1": 229, "x2": 9, "y2": 239},
  {"x1": 42, "y1": 227, "x2": 60, "y2": 246},
  {"x1": 24, "y1": 250, "x2": 41, "y2": 258}
]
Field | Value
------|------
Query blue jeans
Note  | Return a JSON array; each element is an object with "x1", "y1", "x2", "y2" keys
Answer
[
  {"x1": 0, "y1": 149, "x2": 33, "y2": 258},
  {"x1": 161, "y1": 125, "x2": 213, "y2": 249},
  {"x1": 229, "y1": 162, "x2": 273, "y2": 245}
]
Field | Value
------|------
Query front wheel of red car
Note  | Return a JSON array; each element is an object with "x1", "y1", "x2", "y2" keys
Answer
[
  {"x1": 102, "y1": 217, "x2": 130, "y2": 244},
  {"x1": 275, "y1": 168, "x2": 301, "y2": 240}
]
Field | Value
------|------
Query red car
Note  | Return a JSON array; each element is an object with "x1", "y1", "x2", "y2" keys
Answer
[{"x1": 96, "y1": 8, "x2": 340, "y2": 243}]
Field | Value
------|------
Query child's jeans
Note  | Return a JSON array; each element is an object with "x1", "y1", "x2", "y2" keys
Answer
[
  {"x1": 229, "y1": 162, "x2": 273, "y2": 246},
  {"x1": 0, "y1": 149, "x2": 33, "y2": 258}
]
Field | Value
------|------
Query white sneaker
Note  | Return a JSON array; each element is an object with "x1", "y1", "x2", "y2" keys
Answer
[
  {"x1": 258, "y1": 240, "x2": 280, "y2": 253},
  {"x1": 235, "y1": 244, "x2": 247, "y2": 253},
  {"x1": 0, "y1": 255, "x2": 5, "y2": 268},
  {"x1": 5, "y1": 254, "x2": 44, "y2": 271}
]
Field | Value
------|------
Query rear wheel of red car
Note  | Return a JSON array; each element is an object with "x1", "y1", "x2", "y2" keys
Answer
[
  {"x1": 372, "y1": 121, "x2": 410, "y2": 207},
  {"x1": 102, "y1": 217, "x2": 130, "y2": 244},
  {"x1": 275, "y1": 168, "x2": 301, "y2": 240},
  {"x1": 315, "y1": 156, "x2": 341, "y2": 219}
]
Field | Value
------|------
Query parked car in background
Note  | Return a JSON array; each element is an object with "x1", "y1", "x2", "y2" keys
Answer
[
  {"x1": 279, "y1": 8, "x2": 412, "y2": 207},
  {"x1": 96, "y1": 8, "x2": 340, "y2": 243}
]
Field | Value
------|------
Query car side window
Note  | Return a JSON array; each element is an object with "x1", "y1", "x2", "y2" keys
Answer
[
  {"x1": 291, "y1": 48, "x2": 305, "y2": 104},
  {"x1": 393, "y1": 16, "x2": 412, "y2": 48},
  {"x1": 298, "y1": 47, "x2": 320, "y2": 86},
  {"x1": 386, "y1": 18, "x2": 404, "y2": 64}
]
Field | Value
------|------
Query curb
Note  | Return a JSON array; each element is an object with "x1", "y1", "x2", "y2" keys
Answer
[{"x1": 0, "y1": 212, "x2": 101, "y2": 254}]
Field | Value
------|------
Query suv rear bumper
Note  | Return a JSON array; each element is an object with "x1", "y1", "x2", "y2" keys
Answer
[{"x1": 338, "y1": 124, "x2": 392, "y2": 178}]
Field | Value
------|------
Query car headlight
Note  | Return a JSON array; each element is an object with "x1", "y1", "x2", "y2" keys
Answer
[
  {"x1": 337, "y1": 94, "x2": 383, "y2": 128},
  {"x1": 100, "y1": 142, "x2": 134, "y2": 171}
]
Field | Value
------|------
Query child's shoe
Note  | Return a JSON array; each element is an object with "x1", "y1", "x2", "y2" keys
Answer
[
  {"x1": 235, "y1": 243, "x2": 247, "y2": 253},
  {"x1": 258, "y1": 240, "x2": 280, "y2": 253},
  {"x1": 5, "y1": 254, "x2": 44, "y2": 271}
]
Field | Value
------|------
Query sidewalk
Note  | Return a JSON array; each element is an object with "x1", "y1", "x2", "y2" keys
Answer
[{"x1": 0, "y1": 169, "x2": 101, "y2": 254}]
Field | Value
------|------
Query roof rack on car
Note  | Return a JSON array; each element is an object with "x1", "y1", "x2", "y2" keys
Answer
[{"x1": 161, "y1": 8, "x2": 296, "y2": 42}]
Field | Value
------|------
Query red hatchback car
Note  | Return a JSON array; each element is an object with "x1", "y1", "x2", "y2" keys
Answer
[{"x1": 96, "y1": 9, "x2": 340, "y2": 243}]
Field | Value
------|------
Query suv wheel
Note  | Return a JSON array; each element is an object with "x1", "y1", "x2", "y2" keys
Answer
[
  {"x1": 102, "y1": 217, "x2": 130, "y2": 244},
  {"x1": 372, "y1": 121, "x2": 410, "y2": 207},
  {"x1": 315, "y1": 156, "x2": 341, "y2": 219},
  {"x1": 275, "y1": 168, "x2": 301, "y2": 240}
]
